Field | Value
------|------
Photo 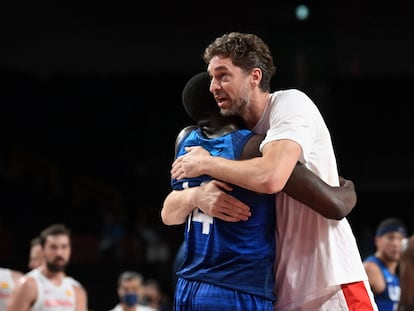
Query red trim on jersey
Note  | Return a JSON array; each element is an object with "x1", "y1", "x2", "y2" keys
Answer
[{"x1": 341, "y1": 281, "x2": 375, "y2": 311}]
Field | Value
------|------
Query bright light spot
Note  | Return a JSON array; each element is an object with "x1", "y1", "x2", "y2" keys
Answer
[{"x1": 295, "y1": 4, "x2": 309, "y2": 21}]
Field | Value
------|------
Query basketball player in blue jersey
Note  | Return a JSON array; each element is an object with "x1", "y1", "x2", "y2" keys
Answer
[
  {"x1": 163, "y1": 71, "x2": 358, "y2": 311},
  {"x1": 364, "y1": 218, "x2": 408, "y2": 311}
]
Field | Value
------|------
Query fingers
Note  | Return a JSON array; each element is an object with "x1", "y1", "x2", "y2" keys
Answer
[
  {"x1": 199, "y1": 181, "x2": 251, "y2": 222},
  {"x1": 219, "y1": 195, "x2": 251, "y2": 221},
  {"x1": 171, "y1": 146, "x2": 208, "y2": 179},
  {"x1": 171, "y1": 157, "x2": 184, "y2": 179},
  {"x1": 213, "y1": 212, "x2": 247, "y2": 222}
]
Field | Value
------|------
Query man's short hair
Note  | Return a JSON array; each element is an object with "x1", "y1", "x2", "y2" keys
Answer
[
  {"x1": 117, "y1": 270, "x2": 143, "y2": 288},
  {"x1": 39, "y1": 223, "x2": 71, "y2": 246}
]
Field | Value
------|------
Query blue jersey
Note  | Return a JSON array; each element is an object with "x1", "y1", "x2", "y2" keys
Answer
[
  {"x1": 364, "y1": 255, "x2": 400, "y2": 311},
  {"x1": 172, "y1": 128, "x2": 276, "y2": 301}
]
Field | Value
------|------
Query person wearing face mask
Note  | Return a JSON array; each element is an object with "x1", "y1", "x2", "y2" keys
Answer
[{"x1": 109, "y1": 271, "x2": 156, "y2": 311}]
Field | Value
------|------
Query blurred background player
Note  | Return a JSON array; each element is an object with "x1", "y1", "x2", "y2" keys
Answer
[
  {"x1": 6, "y1": 223, "x2": 88, "y2": 311},
  {"x1": 364, "y1": 217, "x2": 408, "y2": 311},
  {"x1": 28, "y1": 236, "x2": 44, "y2": 270},
  {"x1": 0, "y1": 267, "x2": 23, "y2": 310},
  {"x1": 109, "y1": 270, "x2": 155, "y2": 311}
]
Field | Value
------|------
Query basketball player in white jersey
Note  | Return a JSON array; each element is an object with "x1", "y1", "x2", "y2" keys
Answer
[
  {"x1": 6, "y1": 223, "x2": 88, "y2": 311},
  {"x1": 28, "y1": 236, "x2": 44, "y2": 270},
  {"x1": 0, "y1": 267, "x2": 23, "y2": 310}
]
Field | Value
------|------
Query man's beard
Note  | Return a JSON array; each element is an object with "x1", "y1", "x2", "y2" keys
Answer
[
  {"x1": 220, "y1": 97, "x2": 248, "y2": 117},
  {"x1": 46, "y1": 260, "x2": 67, "y2": 272},
  {"x1": 220, "y1": 87, "x2": 249, "y2": 117}
]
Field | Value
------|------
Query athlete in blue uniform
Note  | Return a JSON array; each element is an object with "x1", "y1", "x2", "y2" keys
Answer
[
  {"x1": 165, "y1": 71, "x2": 357, "y2": 311},
  {"x1": 364, "y1": 218, "x2": 408, "y2": 311}
]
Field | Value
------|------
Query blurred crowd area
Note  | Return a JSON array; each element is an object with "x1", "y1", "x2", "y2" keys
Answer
[{"x1": 0, "y1": 145, "x2": 182, "y2": 310}]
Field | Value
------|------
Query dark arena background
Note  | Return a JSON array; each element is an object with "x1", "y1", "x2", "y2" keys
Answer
[{"x1": 0, "y1": 1, "x2": 413, "y2": 310}]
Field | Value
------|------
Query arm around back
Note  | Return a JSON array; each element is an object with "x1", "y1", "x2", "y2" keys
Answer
[
  {"x1": 284, "y1": 162, "x2": 356, "y2": 220},
  {"x1": 242, "y1": 135, "x2": 356, "y2": 220}
]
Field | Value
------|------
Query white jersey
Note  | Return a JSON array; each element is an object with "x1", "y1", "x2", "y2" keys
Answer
[
  {"x1": 0, "y1": 268, "x2": 16, "y2": 310},
  {"x1": 27, "y1": 268, "x2": 79, "y2": 311},
  {"x1": 253, "y1": 89, "x2": 369, "y2": 310}
]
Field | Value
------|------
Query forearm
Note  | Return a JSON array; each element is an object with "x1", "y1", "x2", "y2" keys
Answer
[
  {"x1": 203, "y1": 139, "x2": 299, "y2": 193},
  {"x1": 284, "y1": 165, "x2": 356, "y2": 220},
  {"x1": 284, "y1": 182, "x2": 353, "y2": 220},
  {"x1": 202, "y1": 157, "x2": 271, "y2": 192},
  {"x1": 202, "y1": 154, "x2": 297, "y2": 194},
  {"x1": 161, "y1": 189, "x2": 197, "y2": 225}
]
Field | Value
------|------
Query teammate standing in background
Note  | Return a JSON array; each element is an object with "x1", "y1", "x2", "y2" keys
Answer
[
  {"x1": 0, "y1": 267, "x2": 23, "y2": 310},
  {"x1": 364, "y1": 218, "x2": 408, "y2": 310},
  {"x1": 28, "y1": 236, "x2": 44, "y2": 270},
  {"x1": 7, "y1": 223, "x2": 88, "y2": 311}
]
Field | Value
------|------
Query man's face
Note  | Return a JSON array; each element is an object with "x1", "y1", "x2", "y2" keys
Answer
[
  {"x1": 207, "y1": 56, "x2": 251, "y2": 117},
  {"x1": 29, "y1": 244, "x2": 44, "y2": 269},
  {"x1": 377, "y1": 231, "x2": 406, "y2": 262},
  {"x1": 43, "y1": 234, "x2": 71, "y2": 272},
  {"x1": 118, "y1": 278, "x2": 145, "y2": 300}
]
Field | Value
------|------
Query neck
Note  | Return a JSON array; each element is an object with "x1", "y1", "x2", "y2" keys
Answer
[
  {"x1": 243, "y1": 91, "x2": 271, "y2": 129},
  {"x1": 203, "y1": 123, "x2": 238, "y2": 138}
]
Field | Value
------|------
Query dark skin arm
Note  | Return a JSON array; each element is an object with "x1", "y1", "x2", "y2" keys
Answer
[
  {"x1": 240, "y1": 133, "x2": 356, "y2": 220},
  {"x1": 283, "y1": 163, "x2": 355, "y2": 219}
]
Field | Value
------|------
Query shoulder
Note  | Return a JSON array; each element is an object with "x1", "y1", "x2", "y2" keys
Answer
[
  {"x1": 175, "y1": 125, "x2": 197, "y2": 153},
  {"x1": 19, "y1": 274, "x2": 38, "y2": 287},
  {"x1": 65, "y1": 276, "x2": 82, "y2": 287},
  {"x1": 272, "y1": 89, "x2": 314, "y2": 106},
  {"x1": 26, "y1": 268, "x2": 41, "y2": 280},
  {"x1": 363, "y1": 255, "x2": 379, "y2": 265},
  {"x1": 73, "y1": 281, "x2": 87, "y2": 294},
  {"x1": 14, "y1": 275, "x2": 38, "y2": 298},
  {"x1": 363, "y1": 259, "x2": 382, "y2": 275},
  {"x1": 274, "y1": 88, "x2": 309, "y2": 98},
  {"x1": 176, "y1": 126, "x2": 197, "y2": 143},
  {"x1": 10, "y1": 269, "x2": 24, "y2": 283},
  {"x1": 270, "y1": 89, "x2": 317, "y2": 116}
]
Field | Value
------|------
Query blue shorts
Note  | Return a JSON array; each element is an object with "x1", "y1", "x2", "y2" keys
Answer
[{"x1": 174, "y1": 278, "x2": 274, "y2": 311}]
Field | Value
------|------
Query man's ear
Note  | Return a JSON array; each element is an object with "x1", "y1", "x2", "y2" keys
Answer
[{"x1": 250, "y1": 68, "x2": 262, "y2": 87}]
